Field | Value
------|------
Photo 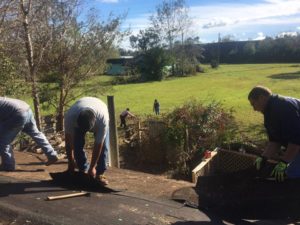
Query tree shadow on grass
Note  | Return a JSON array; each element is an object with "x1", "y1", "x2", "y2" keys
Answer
[
  {"x1": 268, "y1": 71, "x2": 300, "y2": 79},
  {"x1": 290, "y1": 64, "x2": 300, "y2": 68}
]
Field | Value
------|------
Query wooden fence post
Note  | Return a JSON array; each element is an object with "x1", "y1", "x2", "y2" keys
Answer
[{"x1": 107, "y1": 96, "x2": 120, "y2": 168}]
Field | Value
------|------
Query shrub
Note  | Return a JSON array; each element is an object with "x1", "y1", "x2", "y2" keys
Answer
[
  {"x1": 162, "y1": 99, "x2": 237, "y2": 177},
  {"x1": 121, "y1": 100, "x2": 238, "y2": 180},
  {"x1": 111, "y1": 75, "x2": 141, "y2": 85},
  {"x1": 137, "y1": 47, "x2": 171, "y2": 81},
  {"x1": 196, "y1": 64, "x2": 205, "y2": 73},
  {"x1": 210, "y1": 59, "x2": 219, "y2": 68}
]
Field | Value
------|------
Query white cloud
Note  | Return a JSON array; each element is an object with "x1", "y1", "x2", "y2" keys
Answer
[
  {"x1": 120, "y1": 0, "x2": 300, "y2": 44},
  {"x1": 253, "y1": 32, "x2": 266, "y2": 40},
  {"x1": 190, "y1": 0, "x2": 300, "y2": 30},
  {"x1": 276, "y1": 31, "x2": 298, "y2": 38},
  {"x1": 100, "y1": 0, "x2": 118, "y2": 3},
  {"x1": 202, "y1": 18, "x2": 237, "y2": 29}
]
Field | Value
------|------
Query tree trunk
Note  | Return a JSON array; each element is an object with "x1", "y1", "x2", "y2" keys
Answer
[
  {"x1": 181, "y1": 32, "x2": 184, "y2": 76},
  {"x1": 20, "y1": 0, "x2": 41, "y2": 130},
  {"x1": 56, "y1": 85, "x2": 65, "y2": 132}
]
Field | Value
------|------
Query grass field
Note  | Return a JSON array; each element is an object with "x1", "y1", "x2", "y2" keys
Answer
[
  {"x1": 22, "y1": 63, "x2": 300, "y2": 132},
  {"x1": 84, "y1": 63, "x2": 300, "y2": 129}
]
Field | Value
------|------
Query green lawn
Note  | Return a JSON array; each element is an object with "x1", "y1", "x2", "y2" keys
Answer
[
  {"x1": 88, "y1": 63, "x2": 300, "y2": 129},
  {"x1": 22, "y1": 63, "x2": 300, "y2": 131}
]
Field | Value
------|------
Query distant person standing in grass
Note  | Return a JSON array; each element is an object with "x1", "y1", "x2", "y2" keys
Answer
[
  {"x1": 64, "y1": 97, "x2": 110, "y2": 186},
  {"x1": 153, "y1": 99, "x2": 160, "y2": 115},
  {"x1": 0, "y1": 97, "x2": 59, "y2": 171},
  {"x1": 248, "y1": 86, "x2": 300, "y2": 182},
  {"x1": 120, "y1": 108, "x2": 135, "y2": 128}
]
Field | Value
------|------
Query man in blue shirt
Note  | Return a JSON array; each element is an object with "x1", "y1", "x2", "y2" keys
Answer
[
  {"x1": 153, "y1": 99, "x2": 160, "y2": 115},
  {"x1": 64, "y1": 97, "x2": 110, "y2": 185},
  {"x1": 248, "y1": 86, "x2": 300, "y2": 181}
]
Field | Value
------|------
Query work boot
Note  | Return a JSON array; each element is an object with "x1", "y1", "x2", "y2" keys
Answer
[
  {"x1": 95, "y1": 174, "x2": 109, "y2": 186},
  {"x1": 45, "y1": 155, "x2": 59, "y2": 166}
]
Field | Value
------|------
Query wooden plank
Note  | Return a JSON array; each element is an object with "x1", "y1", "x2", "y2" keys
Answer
[
  {"x1": 47, "y1": 191, "x2": 90, "y2": 201},
  {"x1": 191, "y1": 149, "x2": 218, "y2": 183}
]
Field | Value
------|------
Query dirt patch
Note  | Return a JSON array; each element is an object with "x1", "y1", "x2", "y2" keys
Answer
[{"x1": 0, "y1": 151, "x2": 194, "y2": 200}]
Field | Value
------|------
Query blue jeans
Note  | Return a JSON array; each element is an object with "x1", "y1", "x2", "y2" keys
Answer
[
  {"x1": 155, "y1": 108, "x2": 160, "y2": 115},
  {"x1": 0, "y1": 109, "x2": 57, "y2": 170},
  {"x1": 73, "y1": 127, "x2": 109, "y2": 175},
  {"x1": 286, "y1": 153, "x2": 300, "y2": 178}
]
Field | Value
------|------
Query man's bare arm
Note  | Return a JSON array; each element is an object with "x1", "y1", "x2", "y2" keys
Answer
[
  {"x1": 262, "y1": 142, "x2": 281, "y2": 159},
  {"x1": 88, "y1": 139, "x2": 104, "y2": 177},
  {"x1": 281, "y1": 143, "x2": 300, "y2": 163}
]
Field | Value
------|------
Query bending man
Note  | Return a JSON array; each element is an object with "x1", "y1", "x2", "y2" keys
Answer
[
  {"x1": 249, "y1": 86, "x2": 300, "y2": 181},
  {"x1": 119, "y1": 108, "x2": 135, "y2": 128},
  {"x1": 64, "y1": 97, "x2": 110, "y2": 185},
  {"x1": 0, "y1": 97, "x2": 58, "y2": 171}
]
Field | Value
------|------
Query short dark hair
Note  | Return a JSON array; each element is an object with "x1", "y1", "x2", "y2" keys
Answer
[
  {"x1": 126, "y1": 108, "x2": 130, "y2": 111},
  {"x1": 248, "y1": 86, "x2": 272, "y2": 100},
  {"x1": 77, "y1": 109, "x2": 96, "y2": 132}
]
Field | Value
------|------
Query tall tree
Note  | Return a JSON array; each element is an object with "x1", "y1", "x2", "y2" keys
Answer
[
  {"x1": 0, "y1": 47, "x2": 18, "y2": 95},
  {"x1": 0, "y1": 1, "x2": 24, "y2": 96},
  {"x1": 137, "y1": 47, "x2": 171, "y2": 81},
  {"x1": 0, "y1": 0, "x2": 14, "y2": 31},
  {"x1": 150, "y1": 0, "x2": 191, "y2": 76},
  {"x1": 39, "y1": 2, "x2": 126, "y2": 131},
  {"x1": 130, "y1": 28, "x2": 160, "y2": 52},
  {"x1": 0, "y1": 0, "x2": 127, "y2": 131},
  {"x1": 19, "y1": 0, "x2": 45, "y2": 129},
  {"x1": 174, "y1": 37, "x2": 203, "y2": 75}
]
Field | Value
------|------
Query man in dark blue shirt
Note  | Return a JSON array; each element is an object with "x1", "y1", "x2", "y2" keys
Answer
[{"x1": 248, "y1": 86, "x2": 300, "y2": 181}]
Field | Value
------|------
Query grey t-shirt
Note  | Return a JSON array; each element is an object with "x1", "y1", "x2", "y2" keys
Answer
[
  {"x1": 64, "y1": 97, "x2": 109, "y2": 144},
  {"x1": 0, "y1": 97, "x2": 30, "y2": 121}
]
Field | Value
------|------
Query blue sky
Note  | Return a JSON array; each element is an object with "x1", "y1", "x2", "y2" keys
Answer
[{"x1": 87, "y1": 0, "x2": 300, "y2": 48}]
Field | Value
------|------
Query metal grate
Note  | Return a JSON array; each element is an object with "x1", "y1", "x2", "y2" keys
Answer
[{"x1": 216, "y1": 149, "x2": 256, "y2": 173}]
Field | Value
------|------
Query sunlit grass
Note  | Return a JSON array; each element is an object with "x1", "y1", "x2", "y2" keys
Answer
[
  {"x1": 97, "y1": 63, "x2": 300, "y2": 129},
  {"x1": 22, "y1": 63, "x2": 300, "y2": 133}
]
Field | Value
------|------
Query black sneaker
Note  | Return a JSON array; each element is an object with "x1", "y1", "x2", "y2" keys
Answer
[{"x1": 0, "y1": 164, "x2": 15, "y2": 171}]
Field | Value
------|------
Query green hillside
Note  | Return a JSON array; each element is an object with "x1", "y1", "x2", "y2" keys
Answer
[{"x1": 88, "y1": 63, "x2": 300, "y2": 128}]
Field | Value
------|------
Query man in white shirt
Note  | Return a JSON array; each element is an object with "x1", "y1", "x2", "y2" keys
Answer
[{"x1": 64, "y1": 97, "x2": 110, "y2": 185}]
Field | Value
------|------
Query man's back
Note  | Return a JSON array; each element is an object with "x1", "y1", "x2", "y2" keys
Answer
[
  {"x1": 0, "y1": 97, "x2": 29, "y2": 121},
  {"x1": 264, "y1": 95, "x2": 300, "y2": 146},
  {"x1": 65, "y1": 97, "x2": 109, "y2": 135}
]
